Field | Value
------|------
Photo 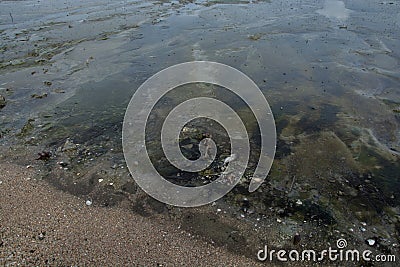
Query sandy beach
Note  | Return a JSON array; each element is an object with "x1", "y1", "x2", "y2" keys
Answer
[{"x1": 0, "y1": 162, "x2": 262, "y2": 266}]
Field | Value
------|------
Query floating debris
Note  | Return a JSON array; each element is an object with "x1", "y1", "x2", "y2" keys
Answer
[
  {"x1": 31, "y1": 93, "x2": 48, "y2": 99},
  {"x1": 248, "y1": 33, "x2": 262, "y2": 41},
  {"x1": 53, "y1": 88, "x2": 65, "y2": 94},
  {"x1": 85, "y1": 56, "x2": 94, "y2": 66},
  {"x1": 57, "y1": 161, "x2": 68, "y2": 167}
]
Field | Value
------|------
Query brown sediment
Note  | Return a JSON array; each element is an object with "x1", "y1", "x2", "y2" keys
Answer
[{"x1": 0, "y1": 163, "x2": 263, "y2": 266}]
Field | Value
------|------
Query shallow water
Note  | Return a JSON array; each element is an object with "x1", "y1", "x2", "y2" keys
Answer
[{"x1": 1, "y1": 0, "x2": 400, "y2": 264}]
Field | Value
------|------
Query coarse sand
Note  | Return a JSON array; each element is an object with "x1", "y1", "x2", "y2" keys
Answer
[{"x1": 0, "y1": 163, "x2": 264, "y2": 266}]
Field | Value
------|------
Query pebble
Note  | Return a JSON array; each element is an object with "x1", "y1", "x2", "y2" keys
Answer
[
  {"x1": 38, "y1": 232, "x2": 45, "y2": 240},
  {"x1": 57, "y1": 161, "x2": 68, "y2": 167},
  {"x1": 296, "y1": 199, "x2": 303, "y2": 205},
  {"x1": 85, "y1": 200, "x2": 92, "y2": 206},
  {"x1": 366, "y1": 238, "x2": 376, "y2": 246}
]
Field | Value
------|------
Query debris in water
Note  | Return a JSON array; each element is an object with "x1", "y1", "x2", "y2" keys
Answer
[
  {"x1": 31, "y1": 93, "x2": 48, "y2": 99},
  {"x1": 248, "y1": 33, "x2": 262, "y2": 41}
]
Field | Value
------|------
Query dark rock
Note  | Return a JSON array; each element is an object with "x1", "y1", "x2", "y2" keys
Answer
[
  {"x1": 36, "y1": 151, "x2": 51, "y2": 161},
  {"x1": 293, "y1": 233, "x2": 301, "y2": 245},
  {"x1": 0, "y1": 95, "x2": 6, "y2": 109}
]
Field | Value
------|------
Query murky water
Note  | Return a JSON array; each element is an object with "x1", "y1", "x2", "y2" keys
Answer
[{"x1": 1, "y1": 0, "x2": 400, "y2": 264}]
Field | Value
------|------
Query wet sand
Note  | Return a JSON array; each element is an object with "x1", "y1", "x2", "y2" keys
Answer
[{"x1": 0, "y1": 162, "x2": 262, "y2": 266}]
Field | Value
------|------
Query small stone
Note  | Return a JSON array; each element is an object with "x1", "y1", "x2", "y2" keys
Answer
[
  {"x1": 31, "y1": 93, "x2": 48, "y2": 99},
  {"x1": 57, "y1": 161, "x2": 68, "y2": 167},
  {"x1": 98, "y1": 179, "x2": 104, "y2": 183},
  {"x1": 366, "y1": 238, "x2": 376, "y2": 246},
  {"x1": 296, "y1": 199, "x2": 303, "y2": 205},
  {"x1": 43, "y1": 81, "x2": 52, "y2": 86},
  {"x1": 276, "y1": 218, "x2": 282, "y2": 223},
  {"x1": 85, "y1": 200, "x2": 92, "y2": 206},
  {"x1": 38, "y1": 232, "x2": 45, "y2": 240}
]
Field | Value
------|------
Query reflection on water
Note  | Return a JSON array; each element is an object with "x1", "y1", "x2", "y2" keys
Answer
[
  {"x1": 1, "y1": 0, "x2": 400, "y2": 263},
  {"x1": 316, "y1": 0, "x2": 351, "y2": 21}
]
